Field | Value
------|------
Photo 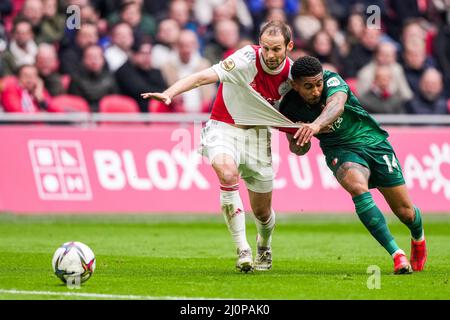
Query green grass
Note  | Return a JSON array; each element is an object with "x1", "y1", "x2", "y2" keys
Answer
[{"x1": 0, "y1": 213, "x2": 449, "y2": 300}]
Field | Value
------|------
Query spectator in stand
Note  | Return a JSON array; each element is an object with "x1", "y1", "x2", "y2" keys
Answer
[
  {"x1": 1, "y1": 19, "x2": 38, "y2": 75},
  {"x1": 294, "y1": 0, "x2": 328, "y2": 45},
  {"x1": 104, "y1": 22, "x2": 134, "y2": 72},
  {"x1": 193, "y1": 0, "x2": 253, "y2": 37},
  {"x1": 385, "y1": 0, "x2": 430, "y2": 42},
  {"x1": 249, "y1": 0, "x2": 299, "y2": 36},
  {"x1": 108, "y1": 0, "x2": 156, "y2": 45},
  {"x1": 168, "y1": 0, "x2": 199, "y2": 33},
  {"x1": 151, "y1": 19, "x2": 180, "y2": 69},
  {"x1": 343, "y1": 27, "x2": 381, "y2": 78},
  {"x1": 35, "y1": 43, "x2": 64, "y2": 96},
  {"x1": 15, "y1": 0, "x2": 45, "y2": 43},
  {"x1": 0, "y1": 1, "x2": 12, "y2": 23},
  {"x1": 68, "y1": 44, "x2": 118, "y2": 112},
  {"x1": 40, "y1": 0, "x2": 66, "y2": 44},
  {"x1": 401, "y1": 38, "x2": 436, "y2": 94},
  {"x1": 1, "y1": 64, "x2": 51, "y2": 112},
  {"x1": 308, "y1": 30, "x2": 342, "y2": 72},
  {"x1": 59, "y1": 23, "x2": 99, "y2": 76},
  {"x1": 203, "y1": 19, "x2": 240, "y2": 65},
  {"x1": 323, "y1": 16, "x2": 347, "y2": 57},
  {"x1": 434, "y1": 19, "x2": 450, "y2": 98},
  {"x1": 58, "y1": 2, "x2": 101, "y2": 52},
  {"x1": 15, "y1": 0, "x2": 64, "y2": 45},
  {"x1": 200, "y1": 1, "x2": 252, "y2": 48},
  {"x1": 405, "y1": 68, "x2": 449, "y2": 114},
  {"x1": 161, "y1": 30, "x2": 215, "y2": 113},
  {"x1": 115, "y1": 42, "x2": 167, "y2": 112},
  {"x1": 345, "y1": 13, "x2": 366, "y2": 51},
  {"x1": 265, "y1": 8, "x2": 287, "y2": 23},
  {"x1": 357, "y1": 41, "x2": 413, "y2": 102},
  {"x1": 141, "y1": 0, "x2": 169, "y2": 21},
  {"x1": 358, "y1": 65, "x2": 408, "y2": 114}
]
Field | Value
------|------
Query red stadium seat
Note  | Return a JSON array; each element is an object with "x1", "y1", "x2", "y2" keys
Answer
[
  {"x1": 99, "y1": 95, "x2": 140, "y2": 113},
  {"x1": 48, "y1": 94, "x2": 90, "y2": 113},
  {"x1": 149, "y1": 99, "x2": 172, "y2": 113},
  {"x1": 4, "y1": 0, "x2": 25, "y2": 33},
  {"x1": 345, "y1": 78, "x2": 358, "y2": 96}
]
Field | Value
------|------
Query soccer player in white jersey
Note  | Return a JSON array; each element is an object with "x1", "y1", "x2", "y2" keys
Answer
[{"x1": 142, "y1": 21, "x2": 294, "y2": 273}]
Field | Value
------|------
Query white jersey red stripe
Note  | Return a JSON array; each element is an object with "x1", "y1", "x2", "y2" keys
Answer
[{"x1": 210, "y1": 45, "x2": 293, "y2": 125}]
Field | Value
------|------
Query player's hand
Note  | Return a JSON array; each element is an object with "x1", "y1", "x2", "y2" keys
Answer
[
  {"x1": 140, "y1": 92, "x2": 172, "y2": 105},
  {"x1": 294, "y1": 123, "x2": 321, "y2": 146}
]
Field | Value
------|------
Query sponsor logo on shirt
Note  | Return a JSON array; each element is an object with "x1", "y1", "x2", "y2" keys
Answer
[
  {"x1": 326, "y1": 77, "x2": 340, "y2": 87},
  {"x1": 278, "y1": 80, "x2": 291, "y2": 96}
]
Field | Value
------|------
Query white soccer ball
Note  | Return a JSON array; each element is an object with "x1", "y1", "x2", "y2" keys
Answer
[{"x1": 52, "y1": 241, "x2": 96, "y2": 284}]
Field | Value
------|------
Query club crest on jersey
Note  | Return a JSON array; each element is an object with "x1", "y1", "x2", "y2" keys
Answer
[
  {"x1": 278, "y1": 80, "x2": 291, "y2": 96},
  {"x1": 332, "y1": 158, "x2": 339, "y2": 166},
  {"x1": 221, "y1": 58, "x2": 235, "y2": 72},
  {"x1": 326, "y1": 77, "x2": 340, "y2": 87}
]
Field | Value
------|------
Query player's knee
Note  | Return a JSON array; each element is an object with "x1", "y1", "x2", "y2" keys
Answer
[
  {"x1": 253, "y1": 207, "x2": 271, "y2": 222},
  {"x1": 346, "y1": 184, "x2": 369, "y2": 198},
  {"x1": 218, "y1": 168, "x2": 239, "y2": 186},
  {"x1": 396, "y1": 206, "x2": 415, "y2": 224}
]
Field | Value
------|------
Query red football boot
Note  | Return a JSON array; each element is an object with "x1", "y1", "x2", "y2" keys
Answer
[
  {"x1": 393, "y1": 252, "x2": 413, "y2": 274},
  {"x1": 410, "y1": 238, "x2": 427, "y2": 272}
]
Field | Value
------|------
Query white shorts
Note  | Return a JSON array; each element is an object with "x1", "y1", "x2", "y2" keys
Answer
[{"x1": 198, "y1": 120, "x2": 274, "y2": 193}]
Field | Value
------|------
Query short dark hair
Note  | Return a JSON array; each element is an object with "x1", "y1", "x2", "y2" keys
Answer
[
  {"x1": 16, "y1": 64, "x2": 37, "y2": 76},
  {"x1": 120, "y1": 0, "x2": 138, "y2": 12},
  {"x1": 12, "y1": 18, "x2": 32, "y2": 34},
  {"x1": 259, "y1": 20, "x2": 292, "y2": 46},
  {"x1": 291, "y1": 56, "x2": 323, "y2": 80}
]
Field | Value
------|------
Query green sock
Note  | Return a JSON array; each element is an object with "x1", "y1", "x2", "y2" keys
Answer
[
  {"x1": 407, "y1": 206, "x2": 424, "y2": 241},
  {"x1": 353, "y1": 192, "x2": 400, "y2": 256}
]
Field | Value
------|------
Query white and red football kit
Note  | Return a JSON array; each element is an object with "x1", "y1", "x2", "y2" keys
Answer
[{"x1": 199, "y1": 45, "x2": 293, "y2": 193}]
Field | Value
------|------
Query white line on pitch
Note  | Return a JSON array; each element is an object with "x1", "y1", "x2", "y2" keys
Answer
[{"x1": 0, "y1": 289, "x2": 232, "y2": 300}]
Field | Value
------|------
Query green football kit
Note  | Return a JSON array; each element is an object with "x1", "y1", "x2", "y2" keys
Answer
[
  {"x1": 279, "y1": 70, "x2": 424, "y2": 258},
  {"x1": 279, "y1": 70, "x2": 405, "y2": 189}
]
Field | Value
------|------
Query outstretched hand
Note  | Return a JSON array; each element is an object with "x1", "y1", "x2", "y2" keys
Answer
[
  {"x1": 294, "y1": 123, "x2": 321, "y2": 146},
  {"x1": 140, "y1": 92, "x2": 172, "y2": 105}
]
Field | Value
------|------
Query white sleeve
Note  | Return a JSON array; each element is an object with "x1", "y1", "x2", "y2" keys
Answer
[{"x1": 211, "y1": 45, "x2": 257, "y2": 85}]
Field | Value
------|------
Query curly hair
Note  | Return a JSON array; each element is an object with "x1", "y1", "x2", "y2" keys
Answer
[{"x1": 291, "y1": 56, "x2": 323, "y2": 80}]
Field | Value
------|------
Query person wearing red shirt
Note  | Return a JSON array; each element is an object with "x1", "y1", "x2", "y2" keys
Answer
[{"x1": 1, "y1": 64, "x2": 51, "y2": 112}]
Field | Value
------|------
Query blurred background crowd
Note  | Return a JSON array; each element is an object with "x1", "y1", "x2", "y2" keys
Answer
[{"x1": 0, "y1": 0, "x2": 449, "y2": 115}]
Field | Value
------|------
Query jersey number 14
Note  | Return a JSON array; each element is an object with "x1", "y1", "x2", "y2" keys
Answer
[{"x1": 383, "y1": 154, "x2": 399, "y2": 173}]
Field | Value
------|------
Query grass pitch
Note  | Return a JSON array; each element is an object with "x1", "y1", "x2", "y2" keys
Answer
[{"x1": 0, "y1": 213, "x2": 449, "y2": 300}]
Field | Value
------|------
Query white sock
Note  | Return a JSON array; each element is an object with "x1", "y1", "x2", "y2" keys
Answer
[
  {"x1": 220, "y1": 184, "x2": 250, "y2": 251},
  {"x1": 255, "y1": 208, "x2": 276, "y2": 248},
  {"x1": 392, "y1": 249, "x2": 405, "y2": 258}
]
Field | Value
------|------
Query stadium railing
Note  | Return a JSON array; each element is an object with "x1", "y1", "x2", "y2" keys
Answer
[{"x1": 0, "y1": 113, "x2": 450, "y2": 125}]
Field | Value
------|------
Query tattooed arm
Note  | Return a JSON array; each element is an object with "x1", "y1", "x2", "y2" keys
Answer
[{"x1": 294, "y1": 91, "x2": 348, "y2": 146}]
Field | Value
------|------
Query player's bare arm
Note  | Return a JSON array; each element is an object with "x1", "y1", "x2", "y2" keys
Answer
[
  {"x1": 294, "y1": 91, "x2": 347, "y2": 146},
  {"x1": 140, "y1": 68, "x2": 219, "y2": 105},
  {"x1": 286, "y1": 133, "x2": 311, "y2": 155}
]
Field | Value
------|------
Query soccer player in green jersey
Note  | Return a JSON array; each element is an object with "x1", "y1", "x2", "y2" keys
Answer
[{"x1": 279, "y1": 56, "x2": 427, "y2": 274}]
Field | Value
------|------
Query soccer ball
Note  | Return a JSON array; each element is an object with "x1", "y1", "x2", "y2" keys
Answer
[{"x1": 52, "y1": 241, "x2": 96, "y2": 284}]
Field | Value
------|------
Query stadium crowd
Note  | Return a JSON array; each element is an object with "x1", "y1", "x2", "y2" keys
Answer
[{"x1": 0, "y1": 0, "x2": 449, "y2": 114}]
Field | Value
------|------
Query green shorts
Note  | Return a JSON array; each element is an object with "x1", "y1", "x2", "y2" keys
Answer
[{"x1": 323, "y1": 140, "x2": 405, "y2": 189}]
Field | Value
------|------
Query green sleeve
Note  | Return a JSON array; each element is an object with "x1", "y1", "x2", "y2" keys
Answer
[{"x1": 323, "y1": 71, "x2": 349, "y2": 99}]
